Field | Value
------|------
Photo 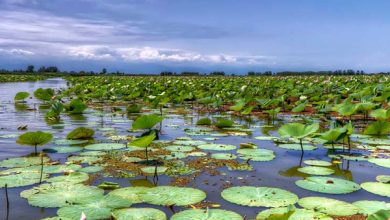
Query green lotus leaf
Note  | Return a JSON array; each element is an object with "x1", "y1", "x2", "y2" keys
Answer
[
  {"x1": 368, "y1": 210, "x2": 390, "y2": 220},
  {"x1": 27, "y1": 184, "x2": 104, "y2": 207},
  {"x1": 352, "y1": 200, "x2": 390, "y2": 215},
  {"x1": 297, "y1": 166, "x2": 334, "y2": 175},
  {"x1": 358, "y1": 138, "x2": 390, "y2": 145},
  {"x1": 173, "y1": 140, "x2": 208, "y2": 146},
  {"x1": 55, "y1": 139, "x2": 89, "y2": 145},
  {"x1": 84, "y1": 143, "x2": 125, "y2": 151},
  {"x1": 361, "y1": 182, "x2": 390, "y2": 197},
  {"x1": 159, "y1": 152, "x2": 188, "y2": 160},
  {"x1": 130, "y1": 132, "x2": 156, "y2": 148},
  {"x1": 211, "y1": 153, "x2": 237, "y2": 160},
  {"x1": 165, "y1": 145, "x2": 195, "y2": 152},
  {"x1": 140, "y1": 166, "x2": 168, "y2": 174},
  {"x1": 98, "y1": 181, "x2": 120, "y2": 190},
  {"x1": 142, "y1": 186, "x2": 206, "y2": 206},
  {"x1": 298, "y1": 197, "x2": 359, "y2": 216},
  {"x1": 67, "y1": 156, "x2": 102, "y2": 164},
  {"x1": 256, "y1": 206, "x2": 332, "y2": 220},
  {"x1": 132, "y1": 114, "x2": 163, "y2": 130},
  {"x1": 196, "y1": 118, "x2": 212, "y2": 126},
  {"x1": 43, "y1": 146, "x2": 83, "y2": 154},
  {"x1": 0, "y1": 156, "x2": 50, "y2": 168},
  {"x1": 368, "y1": 158, "x2": 390, "y2": 168},
  {"x1": 0, "y1": 172, "x2": 48, "y2": 188},
  {"x1": 364, "y1": 121, "x2": 390, "y2": 135},
  {"x1": 171, "y1": 209, "x2": 242, "y2": 220},
  {"x1": 376, "y1": 145, "x2": 390, "y2": 150},
  {"x1": 187, "y1": 151, "x2": 207, "y2": 157},
  {"x1": 108, "y1": 187, "x2": 150, "y2": 203},
  {"x1": 376, "y1": 175, "x2": 390, "y2": 183},
  {"x1": 80, "y1": 166, "x2": 103, "y2": 173},
  {"x1": 14, "y1": 91, "x2": 30, "y2": 101},
  {"x1": 295, "y1": 176, "x2": 361, "y2": 194},
  {"x1": 66, "y1": 127, "x2": 94, "y2": 140},
  {"x1": 79, "y1": 151, "x2": 106, "y2": 156},
  {"x1": 303, "y1": 160, "x2": 332, "y2": 167},
  {"x1": 47, "y1": 172, "x2": 89, "y2": 184},
  {"x1": 221, "y1": 186, "x2": 298, "y2": 207},
  {"x1": 278, "y1": 123, "x2": 319, "y2": 139},
  {"x1": 254, "y1": 136, "x2": 278, "y2": 141},
  {"x1": 112, "y1": 208, "x2": 166, "y2": 220},
  {"x1": 0, "y1": 164, "x2": 81, "y2": 175},
  {"x1": 237, "y1": 149, "x2": 275, "y2": 161},
  {"x1": 57, "y1": 195, "x2": 131, "y2": 220},
  {"x1": 278, "y1": 144, "x2": 317, "y2": 151},
  {"x1": 198, "y1": 143, "x2": 236, "y2": 151}
]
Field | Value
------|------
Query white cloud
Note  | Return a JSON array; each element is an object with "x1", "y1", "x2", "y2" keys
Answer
[{"x1": 0, "y1": 48, "x2": 34, "y2": 56}]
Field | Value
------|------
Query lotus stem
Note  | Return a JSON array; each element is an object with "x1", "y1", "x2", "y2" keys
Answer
[
  {"x1": 145, "y1": 146, "x2": 149, "y2": 162},
  {"x1": 34, "y1": 144, "x2": 37, "y2": 155},
  {"x1": 299, "y1": 139, "x2": 304, "y2": 154},
  {"x1": 5, "y1": 184, "x2": 9, "y2": 220},
  {"x1": 39, "y1": 155, "x2": 44, "y2": 184}
]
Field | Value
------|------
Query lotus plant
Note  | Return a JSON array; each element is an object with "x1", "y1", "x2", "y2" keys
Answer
[
  {"x1": 16, "y1": 131, "x2": 53, "y2": 155},
  {"x1": 278, "y1": 123, "x2": 319, "y2": 153}
]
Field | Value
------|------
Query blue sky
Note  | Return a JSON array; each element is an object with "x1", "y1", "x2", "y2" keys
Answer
[{"x1": 0, "y1": 0, "x2": 389, "y2": 73}]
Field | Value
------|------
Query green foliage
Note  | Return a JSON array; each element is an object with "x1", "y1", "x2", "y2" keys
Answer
[
  {"x1": 14, "y1": 91, "x2": 29, "y2": 101},
  {"x1": 34, "y1": 88, "x2": 54, "y2": 101},
  {"x1": 65, "y1": 99, "x2": 87, "y2": 114},
  {"x1": 278, "y1": 123, "x2": 319, "y2": 139},
  {"x1": 66, "y1": 127, "x2": 94, "y2": 140},
  {"x1": 370, "y1": 108, "x2": 390, "y2": 121},
  {"x1": 126, "y1": 104, "x2": 142, "y2": 113},
  {"x1": 196, "y1": 117, "x2": 212, "y2": 126},
  {"x1": 130, "y1": 132, "x2": 156, "y2": 148},
  {"x1": 45, "y1": 101, "x2": 64, "y2": 120},
  {"x1": 132, "y1": 114, "x2": 163, "y2": 130},
  {"x1": 318, "y1": 126, "x2": 347, "y2": 144},
  {"x1": 364, "y1": 121, "x2": 390, "y2": 136},
  {"x1": 292, "y1": 101, "x2": 307, "y2": 113},
  {"x1": 16, "y1": 131, "x2": 53, "y2": 154},
  {"x1": 215, "y1": 119, "x2": 234, "y2": 128}
]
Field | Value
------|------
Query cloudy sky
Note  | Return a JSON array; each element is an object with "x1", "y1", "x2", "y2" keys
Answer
[{"x1": 1, "y1": 0, "x2": 390, "y2": 73}]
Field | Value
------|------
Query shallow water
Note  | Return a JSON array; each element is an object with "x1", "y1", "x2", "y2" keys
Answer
[{"x1": 0, "y1": 78, "x2": 389, "y2": 220}]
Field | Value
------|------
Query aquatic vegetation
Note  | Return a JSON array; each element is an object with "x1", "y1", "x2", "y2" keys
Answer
[
  {"x1": 14, "y1": 91, "x2": 30, "y2": 101},
  {"x1": 66, "y1": 127, "x2": 94, "y2": 139},
  {"x1": 16, "y1": 131, "x2": 53, "y2": 154},
  {"x1": 64, "y1": 99, "x2": 87, "y2": 114},
  {"x1": 295, "y1": 176, "x2": 361, "y2": 194},
  {"x1": 196, "y1": 117, "x2": 212, "y2": 125},
  {"x1": 278, "y1": 123, "x2": 319, "y2": 152},
  {"x1": 298, "y1": 197, "x2": 359, "y2": 216},
  {"x1": 112, "y1": 208, "x2": 166, "y2": 220},
  {"x1": 34, "y1": 88, "x2": 54, "y2": 101},
  {"x1": 171, "y1": 209, "x2": 243, "y2": 220}
]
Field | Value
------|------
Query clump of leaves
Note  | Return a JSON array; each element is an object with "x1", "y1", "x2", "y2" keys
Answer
[
  {"x1": 126, "y1": 104, "x2": 142, "y2": 113},
  {"x1": 65, "y1": 99, "x2": 87, "y2": 114},
  {"x1": 215, "y1": 119, "x2": 234, "y2": 128},
  {"x1": 14, "y1": 92, "x2": 29, "y2": 101},
  {"x1": 132, "y1": 114, "x2": 163, "y2": 130},
  {"x1": 196, "y1": 118, "x2": 212, "y2": 126},
  {"x1": 45, "y1": 101, "x2": 64, "y2": 120},
  {"x1": 34, "y1": 88, "x2": 54, "y2": 101},
  {"x1": 278, "y1": 123, "x2": 319, "y2": 152},
  {"x1": 130, "y1": 131, "x2": 156, "y2": 161},
  {"x1": 16, "y1": 131, "x2": 53, "y2": 155},
  {"x1": 364, "y1": 121, "x2": 390, "y2": 136},
  {"x1": 67, "y1": 127, "x2": 94, "y2": 140}
]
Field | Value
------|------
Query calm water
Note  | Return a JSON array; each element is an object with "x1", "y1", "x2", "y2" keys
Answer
[{"x1": 0, "y1": 78, "x2": 388, "y2": 220}]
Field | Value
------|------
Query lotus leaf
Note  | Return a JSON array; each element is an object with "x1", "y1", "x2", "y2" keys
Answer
[{"x1": 295, "y1": 176, "x2": 360, "y2": 194}]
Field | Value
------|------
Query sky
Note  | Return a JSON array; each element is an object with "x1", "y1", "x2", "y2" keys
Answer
[{"x1": 0, "y1": 0, "x2": 390, "y2": 73}]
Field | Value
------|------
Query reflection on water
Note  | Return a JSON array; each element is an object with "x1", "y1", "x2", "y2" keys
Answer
[{"x1": 0, "y1": 78, "x2": 388, "y2": 220}]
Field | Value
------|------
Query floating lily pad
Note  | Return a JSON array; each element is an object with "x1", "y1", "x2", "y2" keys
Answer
[
  {"x1": 352, "y1": 200, "x2": 390, "y2": 215},
  {"x1": 376, "y1": 145, "x2": 390, "y2": 150},
  {"x1": 159, "y1": 152, "x2": 188, "y2": 160},
  {"x1": 165, "y1": 145, "x2": 195, "y2": 152},
  {"x1": 84, "y1": 143, "x2": 125, "y2": 151},
  {"x1": 0, "y1": 164, "x2": 81, "y2": 175},
  {"x1": 361, "y1": 182, "x2": 390, "y2": 197},
  {"x1": 171, "y1": 209, "x2": 242, "y2": 220},
  {"x1": 303, "y1": 160, "x2": 332, "y2": 167},
  {"x1": 254, "y1": 136, "x2": 278, "y2": 141},
  {"x1": 297, "y1": 166, "x2": 334, "y2": 175},
  {"x1": 55, "y1": 139, "x2": 88, "y2": 145},
  {"x1": 67, "y1": 156, "x2": 102, "y2": 164},
  {"x1": 140, "y1": 166, "x2": 168, "y2": 174},
  {"x1": 211, "y1": 153, "x2": 237, "y2": 160},
  {"x1": 43, "y1": 146, "x2": 83, "y2": 154},
  {"x1": 143, "y1": 186, "x2": 207, "y2": 206},
  {"x1": 0, "y1": 172, "x2": 48, "y2": 188},
  {"x1": 256, "y1": 207, "x2": 332, "y2": 220},
  {"x1": 98, "y1": 181, "x2": 120, "y2": 190},
  {"x1": 295, "y1": 176, "x2": 361, "y2": 194},
  {"x1": 47, "y1": 172, "x2": 89, "y2": 184},
  {"x1": 123, "y1": 156, "x2": 143, "y2": 163},
  {"x1": 278, "y1": 144, "x2": 317, "y2": 151},
  {"x1": 376, "y1": 175, "x2": 390, "y2": 183},
  {"x1": 27, "y1": 184, "x2": 104, "y2": 208},
  {"x1": 359, "y1": 138, "x2": 390, "y2": 145},
  {"x1": 173, "y1": 140, "x2": 207, "y2": 146},
  {"x1": 108, "y1": 187, "x2": 150, "y2": 203},
  {"x1": 221, "y1": 186, "x2": 298, "y2": 207},
  {"x1": 298, "y1": 197, "x2": 359, "y2": 216},
  {"x1": 237, "y1": 149, "x2": 275, "y2": 162},
  {"x1": 79, "y1": 151, "x2": 106, "y2": 156},
  {"x1": 57, "y1": 195, "x2": 130, "y2": 220},
  {"x1": 368, "y1": 158, "x2": 390, "y2": 168},
  {"x1": 112, "y1": 208, "x2": 166, "y2": 220},
  {"x1": 198, "y1": 143, "x2": 236, "y2": 151},
  {"x1": 187, "y1": 151, "x2": 207, "y2": 157},
  {"x1": 0, "y1": 157, "x2": 50, "y2": 168}
]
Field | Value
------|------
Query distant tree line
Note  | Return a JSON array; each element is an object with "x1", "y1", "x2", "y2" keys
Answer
[{"x1": 3, "y1": 65, "x2": 390, "y2": 76}]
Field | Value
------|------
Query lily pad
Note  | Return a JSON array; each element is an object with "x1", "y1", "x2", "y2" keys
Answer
[
  {"x1": 47, "y1": 172, "x2": 89, "y2": 184},
  {"x1": 67, "y1": 156, "x2": 102, "y2": 164},
  {"x1": 84, "y1": 143, "x2": 125, "y2": 151},
  {"x1": 143, "y1": 186, "x2": 207, "y2": 206},
  {"x1": 57, "y1": 195, "x2": 131, "y2": 220},
  {"x1": 256, "y1": 207, "x2": 332, "y2": 220},
  {"x1": 368, "y1": 158, "x2": 390, "y2": 168},
  {"x1": 112, "y1": 208, "x2": 166, "y2": 220},
  {"x1": 26, "y1": 184, "x2": 104, "y2": 207},
  {"x1": 297, "y1": 166, "x2": 334, "y2": 175},
  {"x1": 43, "y1": 146, "x2": 83, "y2": 154},
  {"x1": 0, "y1": 156, "x2": 50, "y2": 168},
  {"x1": 237, "y1": 149, "x2": 275, "y2": 162},
  {"x1": 303, "y1": 160, "x2": 332, "y2": 167},
  {"x1": 140, "y1": 166, "x2": 168, "y2": 174},
  {"x1": 165, "y1": 145, "x2": 195, "y2": 152},
  {"x1": 211, "y1": 153, "x2": 237, "y2": 160},
  {"x1": 0, "y1": 172, "x2": 48, "y2": 188},
  {"x1": 298, "y1": 197, "x2": 359, "y2": 216},
  {"x1": 198, "y1": 143, "x2": 237, "y2": 151},
  {"x1": 187, "y1": 151, "x2": 207, "y2": 157},
  {"x1": 221, "y1": 186, "x2": 298, "y2": 207},
  {"x1": 361, "y1": 182, "x2": 390, "y2": 197},
  {"x1": 295, "y1": 176, "x2": 361, "y2": 194},
  {"x1": 173, "y1": 140, "x2": 207, "y2": 146},
  {"x1": 352, "y1": 200, "x2": 390, "y2": 215},
  {"x1": 108, "y1": 187, "x2": 150, "y2": 203},
  {"x1": 55, "y1": 139, "x2": 88, "y2": 145},
  {"x1": 171, "y1": 209, "x2": 242, "y2": 220},
  {"x1": 80, "y1": 166, "x2": 103, "y2": 173},
  {"x1": 376, "y1": 175, "x2": 390, "y2": 183},
  {"x1": 278, "y1": 144, "x2": 317, "y2": 151}
]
